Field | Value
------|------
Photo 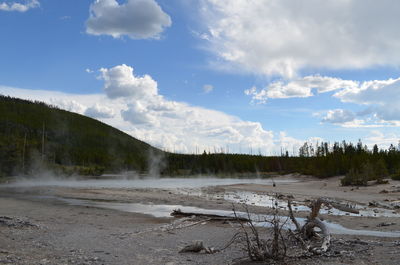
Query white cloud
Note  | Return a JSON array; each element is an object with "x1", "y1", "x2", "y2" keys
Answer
[
  {"x1": 0, "y1": 0, "x2": 39, "y2": 12},
  {"x1": 50, "y1": 98, "x2": 86, "y2": 114},
  {"x1": 332, "y1": 77, "x2": 400, "y2": 124},
  {"x1": 85, "y1": 103, "x2": 115, "y2": 119},
  {"x1": 203, "y1": 84, "x2": 213, "y2": 93},
  {"x1": 0, "y1": 65, "x2": 312, "y2": 155},
  {"x1": 245, "y1": 75, "x2": 358, "y2": 103},
  {"x1": 200, "y1": 0, "x2": 400, "y2": 77},
  {"x1": 334, "y1": 78, "x2": 400, "y2": 106},
  {"x1": 364, "y1": 131, "x2": 400, "y2": 150},
  {"x1": 86, "y1": 0, "x2": 171, "y2": 39},
  {"x1": 99, "y1": 64, "x2": 158, "y2": 99},
  {"x1": 243, "y1": 74, "x2": 400, "y2": 127},
  {"x1": 321, "y1": 109, "x2": 356, "y2": 124}
]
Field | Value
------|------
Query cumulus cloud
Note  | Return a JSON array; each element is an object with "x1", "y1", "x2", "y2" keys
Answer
[
  {"x1": 86, "y1": 0, "x2": 171, "y2": 39},
  {"x1": 50, "y1": 98, "x2": 86, "y2": 114},
  {"x1": 0, "y1": 0, "x2": 39, "y2": 12},
  {"x1": 200, "y1": 0, "x2": 400, "y2": 77},
  {"x1": 243, "y1": 73, "x2": 400, "y2": 127},
  {"x1": 85, "y1": 103, "x2": 115, "y2": 119},
  {"x1": 245, "y1": 75, "x2": 358, "y2": 103},
  {"x1": 203, "y1": 84, "x2": 213, "y2": 93},
  {"x1": 0, "y1": 67, "x2": 311, "y2": 155},
  {"x1": 321, "y1": 109, "x2": 356, "y2": 124},
  {"x1": 332, "y1": 77, "x2": 400, "y2": 124},
  {"x1": 334, "y1": 78, "x2": 400, "y2": 106},
  {"x1": 365, "y1": 131, "x2": 400, "y2": 149},
  {"x1": 99, "y1": 64, "x2": 158, "y2": 99}
]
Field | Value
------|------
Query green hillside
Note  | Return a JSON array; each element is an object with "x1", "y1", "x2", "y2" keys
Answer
[
  {"x1": 0, "y1": 95, "x2": 162, "y2": 177},
  {"x1": 1, "y1": 95, "x2": 399, "y2": 183}
]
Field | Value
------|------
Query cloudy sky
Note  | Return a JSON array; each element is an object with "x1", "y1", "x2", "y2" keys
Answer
[{"x1": 1, "y1": 0, "x2": 400, "y2": 154}]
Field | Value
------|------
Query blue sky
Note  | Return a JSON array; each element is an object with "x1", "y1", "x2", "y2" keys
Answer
[{"x1": 1, "y1": 0, "x2": 400, "y2": 154}]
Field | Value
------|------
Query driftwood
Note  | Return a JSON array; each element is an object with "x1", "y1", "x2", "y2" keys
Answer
[
  {"x1": 288, "y1": 198, "x2": 331, "y2": 254},
  {"x1": 179, "y1": 233, "x2": 243, "y2": 255},
  {"x1": 302, "y1": 218, "x2": 331, "y2": 254},
  {"x1": 179, "y1": 240, "x2": 218, "y2": 254},
  {"x1": 330, "y1": 202, "x2": 359, "y2": 214},
  {"x1": 287, "y1": 200, "x2": 301, "y2": 232},
  {"x1": 171, "y1": 209, "x2": 250, "y2": 222},
  {"x1": 176, "y1": 196, "x2": 344, "y2": 258}
]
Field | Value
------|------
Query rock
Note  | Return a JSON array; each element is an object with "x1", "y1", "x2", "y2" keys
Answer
[
  {"x1": 0, "y1": 216, "x2": 39, "y2": 228},
  {"x1": 179, "y1": 241, "x2": 204, "y2": 253}
]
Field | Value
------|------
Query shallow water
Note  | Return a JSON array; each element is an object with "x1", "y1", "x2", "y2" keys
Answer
[
  {"x1": 0, "y1": 177, "x2": 296, "y2": 189},
  {"x1": 222, "y1": 191, "x2": 400, "y2": 218},
  {"x1": 58, "y1": 197, "x2": 400, "y2": 238}
]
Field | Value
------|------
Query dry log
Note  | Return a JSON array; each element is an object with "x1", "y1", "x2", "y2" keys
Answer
[
  {"x1": 287, "y1": 198, "x2": 332, "y2": 254},
  {"x1": 179, "y1": 240, "x2": 218, "y2": 254},
  {"x1": 330, "y1": 202, "x2": 360, "y2": 214},
  {"x1": 179, "y1": 240, "x2": 204, "y2": 253},
  {"x1": 287, "y1": 200, "x2": 301, "y2": 232},
  {"x1": 171, "y1": 209, "x2": 250, "y2": 222},
  {"x1": 309, "y1": 198, "x2": 325, "y2": 220},
  {"x1": 302, "y1": 217, "x2": 331, "y2": 254}
]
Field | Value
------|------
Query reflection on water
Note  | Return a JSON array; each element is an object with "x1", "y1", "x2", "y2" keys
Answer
[{"x1": 59, "y1": 197, "x2": 400, "y2": 238}]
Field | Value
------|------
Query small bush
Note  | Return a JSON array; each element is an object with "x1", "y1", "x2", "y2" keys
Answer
[
  {"x1": 341, "y1": 167, "x2": 368, "y2": 186},
  {"x1": 373, "y1": 159, "x2": 389, "y2": 183},
  {"x1": 391, "y1": 171, "x2": 400, "y2": 181}
]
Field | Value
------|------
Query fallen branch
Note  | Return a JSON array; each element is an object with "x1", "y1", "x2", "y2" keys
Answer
[
  {"x1": 171, "y1": 209, "x2": 249, "y2": 222},
  {"x1": 287, "y1": 198, "x2": 332, "y2": 255},
  {"x1": 179, "y1": 232, "x2": 243, "y2": 254},
  {"x1": 287, "y1": 200, "x2": 301, "y2": 232},
  {"x1": 330, "y1": 202, "x2": 360, "y2": 214},
  {"x1": 302, "y1": 217, "x2": 331, "y2": 254},
  {"x1": 179, "y1": 240, "x2": 218, "y2": 254}
]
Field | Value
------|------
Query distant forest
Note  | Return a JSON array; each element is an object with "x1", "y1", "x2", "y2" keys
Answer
[
  {"x1": 0, "y1": 95, "x2": 161, "y2": 177},
  {"x1": 165, "y1": 141, "x2": 400, "y2": 185},
  {"x1": 1, "y1": 95, "x2": 400, "y2": 185}
]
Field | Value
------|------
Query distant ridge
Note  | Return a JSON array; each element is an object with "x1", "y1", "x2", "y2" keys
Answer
[
  {"x1": 1, "y1": 95, "x2": 399, "y2": 181},
  {"x1": 0, "y1": 95, "x2": 162, "y2": 177}
]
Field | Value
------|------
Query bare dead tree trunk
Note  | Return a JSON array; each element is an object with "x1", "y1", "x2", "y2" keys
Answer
[
  {"x1": 22, "y1": 132, "x2": 27, "y2": 173},
  {"x1": 288, "y1": 198, "x2": 331, "y2": 254}
]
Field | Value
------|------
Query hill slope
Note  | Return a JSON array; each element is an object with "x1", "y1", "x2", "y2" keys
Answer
[
  {"x1": 2, "y1": 95, "x2": 399, "y2": 181},
  {"x1": 0, "y1": 95, "x2": 162, "y2": 176}
]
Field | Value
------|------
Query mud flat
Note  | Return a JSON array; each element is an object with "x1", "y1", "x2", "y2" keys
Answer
[{"x1": 1, "y1": 175, "x2": 399, "y2": 264}]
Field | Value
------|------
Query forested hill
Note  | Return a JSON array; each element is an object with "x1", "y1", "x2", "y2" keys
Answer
[
  {"x1": 0, "y1": 95, "x2": 162, "y2": 177},
  {"x1": 1, "y1": 95, "x2": 400, "y2": 184}
]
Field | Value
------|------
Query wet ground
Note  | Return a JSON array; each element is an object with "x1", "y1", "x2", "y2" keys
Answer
[{"x1": 1, "y1": 174, "x2": 400, "y2": 264}]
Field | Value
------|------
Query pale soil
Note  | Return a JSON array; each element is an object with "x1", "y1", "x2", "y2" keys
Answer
[
  {"x1": 226, "y1": 174, "x2": 400, "y2": 205},
  {"x1": 1, "y1": 175, "x2": 400, "y2": 265}
]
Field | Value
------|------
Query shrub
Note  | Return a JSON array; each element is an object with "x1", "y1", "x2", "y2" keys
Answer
[
  {"x1": 341, "y1": 167, "x2": 368, "y2": 186},
  {"x1": 391, "y1": 170, "x2": 400, "y2": 181}
]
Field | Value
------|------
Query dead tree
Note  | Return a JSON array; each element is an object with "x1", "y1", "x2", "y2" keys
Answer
[
  {"x1": 232, "y1": 203, "x2": 287, "y2": 262},
  {"x1": 288, "y1": 198, "x2": 331, "y2": 254}
]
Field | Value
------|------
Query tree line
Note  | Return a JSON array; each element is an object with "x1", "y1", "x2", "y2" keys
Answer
[
  {"x1": 0, "y1": 95, "x2": 159, "y2": 177},
  {"x1": 163, "y1": 140, "x2": 400, "y2": 185},
  {"x1": 1, "y1": 95, "x2": 399, "y2": 185}
]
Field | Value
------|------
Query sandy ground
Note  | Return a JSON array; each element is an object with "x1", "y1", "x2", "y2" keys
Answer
[{"x1": 1, "y1": 175, "x2": 400, "y2": 265}]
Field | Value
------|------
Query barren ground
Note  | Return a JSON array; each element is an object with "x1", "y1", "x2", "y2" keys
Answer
[{"x1": 1, "y1": 175, "x2": 399, "y2": 264}]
